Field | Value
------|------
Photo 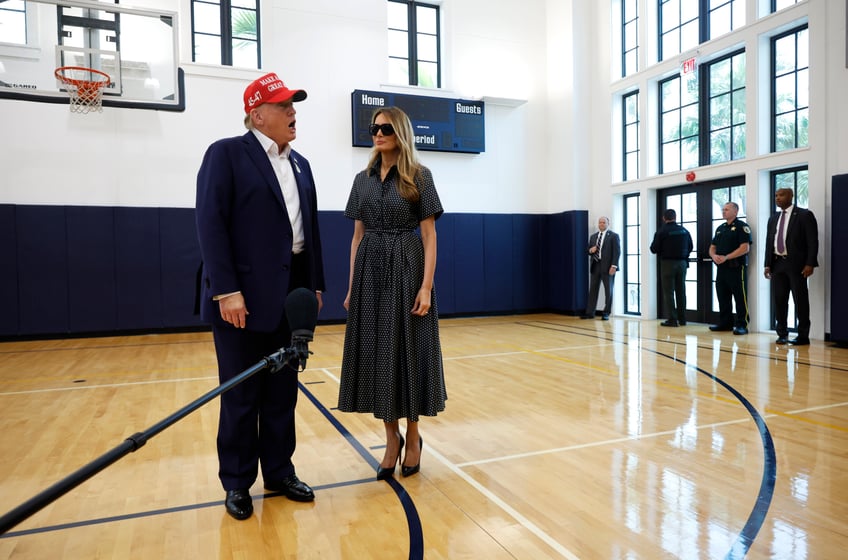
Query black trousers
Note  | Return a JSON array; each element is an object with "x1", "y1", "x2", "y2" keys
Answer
[
  {"x1": 770, "y1": 256, "x2": 811, "y2": 338},
  {"x1": 660, "y1": 259, "x2": 687, "y2": 322},
  {"x1": 213, "y1": 253, "x2": 309, "y2": 491},
  {"x1": 715, "y1": 265, "x2": 748, "y2": 328},
  {"x1": 586, "y1": 267, "x2": 615, "y2": 315}
]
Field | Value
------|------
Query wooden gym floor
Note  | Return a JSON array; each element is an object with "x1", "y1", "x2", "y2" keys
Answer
[{"x1": 0, "y1": 314, "x2": 846, "y2": 559}]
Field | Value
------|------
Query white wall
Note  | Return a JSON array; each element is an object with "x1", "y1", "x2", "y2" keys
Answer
[
  {"x1": 0, "y1": 0, "x2": 560, "y2": 215},
  {"x1": 1, "y1": 0, "x2": 845, "y2": 337}
]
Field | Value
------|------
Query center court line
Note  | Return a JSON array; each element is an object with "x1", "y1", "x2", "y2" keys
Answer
[
  {"x1": 318, "y1": 368, "x2": 581, "y2": 560},
  {"x1": 455, "y1": 417, "x2": 753, "y2": 467},
  {"x1": 0, "y1": 376, "x2": 218, "y2": 396}
]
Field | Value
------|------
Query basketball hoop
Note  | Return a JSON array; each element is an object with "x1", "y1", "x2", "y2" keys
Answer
[{"x1": 54, "y1": 66, "x2": 111, "y2": 114}]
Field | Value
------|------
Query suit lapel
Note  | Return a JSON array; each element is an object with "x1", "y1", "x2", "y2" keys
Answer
[{"x1": 242, "y1": 132, "x2": 286, "y2": 210}]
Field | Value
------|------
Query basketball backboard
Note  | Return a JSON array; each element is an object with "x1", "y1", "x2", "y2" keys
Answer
[{"x1": 0, "y1": 0, "x2": 183, "y2": 110}]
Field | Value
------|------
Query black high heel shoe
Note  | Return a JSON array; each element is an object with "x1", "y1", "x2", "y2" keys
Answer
[
  {"x1": 401, "y1": 436, "x2": 423, "y2": 477},
  {"x1": 376, "y1": 434, "x2": 404, "y2": 480}
]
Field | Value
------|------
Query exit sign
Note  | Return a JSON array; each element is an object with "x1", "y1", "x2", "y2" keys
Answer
[{"x1": 682, "y1": 57, "x2": 697, "y2": 74}]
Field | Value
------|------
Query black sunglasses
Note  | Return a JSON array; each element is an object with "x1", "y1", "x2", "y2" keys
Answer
[{"x1": 369, "y1": 123, "x2": 395, "y2": 136}]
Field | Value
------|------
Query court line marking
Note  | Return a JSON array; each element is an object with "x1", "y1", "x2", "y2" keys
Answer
[
  {"x1": 0, "y1": 376, "x2": 218, "y2": 396},
  {"x1": 455, "y1": 418, "x2": 752, "y2": 467},
  {"x1": 318, "y1": 368, "x2": 580, "y2": 560}
]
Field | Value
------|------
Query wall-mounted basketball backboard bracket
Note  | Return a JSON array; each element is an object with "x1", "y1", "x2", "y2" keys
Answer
[{"x1": 0, "y1": 0, "x2": 184, "y2": 111}]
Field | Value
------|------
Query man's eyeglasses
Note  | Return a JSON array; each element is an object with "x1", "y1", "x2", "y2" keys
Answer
[{"x1": 369, "y1": 123, "x2": 395, "y2": 136}]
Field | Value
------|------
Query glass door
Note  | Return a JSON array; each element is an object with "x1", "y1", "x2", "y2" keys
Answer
[{"x1": 658, "y1": 177, "x2": 746, "y2": 324}]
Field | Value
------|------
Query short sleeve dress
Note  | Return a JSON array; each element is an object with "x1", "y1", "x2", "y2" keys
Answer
[{"x1": 338, "y1": 159, "x2": 447, "y2": 422}]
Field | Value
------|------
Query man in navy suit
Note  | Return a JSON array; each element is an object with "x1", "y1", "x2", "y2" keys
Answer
[
  {"x1": 196, "y1": 72, "x2": 325, "y2": 520},
  {"x1": 581, "y1": 216, "x2": 621, "y2": 320},
  {"x1": 763, "y1": 188, "x2": 818, "y2": 345}
]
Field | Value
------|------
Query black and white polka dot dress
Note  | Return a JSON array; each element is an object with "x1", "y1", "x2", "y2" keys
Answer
[{"x1": 338, "y1": 161, "x2": 447, "y2": 422}]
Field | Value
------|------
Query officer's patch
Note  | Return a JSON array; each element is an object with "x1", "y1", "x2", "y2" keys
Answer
[{"x1": 743, "y1": 226, "x2": 751, "y2": 233}]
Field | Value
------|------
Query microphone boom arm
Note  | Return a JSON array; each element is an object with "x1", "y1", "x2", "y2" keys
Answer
[{"x1": 0, "y1": 345, "x2": 301, "y2": 535}]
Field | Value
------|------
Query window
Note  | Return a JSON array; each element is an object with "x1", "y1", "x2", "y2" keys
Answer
[
  {"x1": 0, "y1": 0, "x2": 26, "y2": 45},
  {"x1": 659, "y1": 0, "x2": 700, "y2": 61},
  {"x1": 623, "y1": 91, "x2": 640, "y2": 181},
  {"x1": 624, "y1": 194, "x2": 641, "y2": 315},
  {"x1": 773, "y1": 166, "x2": 809, "y2": 208},
  {"x1": 772, "y1": 0, "x2": 799, "y2": 13},
  {"x1": 658, "y1": 0, "x2": 744, "y2": 61},
  {"x1": 772, "y1": 25, "x2": 808, "y2": 152},
  {"x1": 191, "y1": 0, "x2": 259, "y2": 68},
  {"x1": 708, "y1": 51, "x2": 746, "y2": 164},
  {"x1": 388, "y1": 0, "x2": 441, "y2": 87},
  {"x1": 659, "y1": 73, "x2": 699, "y2": 173},
  {"x1": 659, "y1": 50, "x2": 748, "y2": 174},
  {"x1": 707, "y1": 0, "x2": 744, "y2": 40},
  {"x1": 621, "y1": 0, "x2": 638, "y2": 77}
]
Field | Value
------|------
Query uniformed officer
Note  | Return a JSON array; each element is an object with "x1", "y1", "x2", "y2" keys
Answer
[{"x1": 709, "y1": 201, "x2": 752, "y2": 334}]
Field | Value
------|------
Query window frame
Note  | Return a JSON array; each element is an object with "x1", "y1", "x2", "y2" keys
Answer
[
  {"x1": 658, "y1": 72, "x2": 700, "y2": 174},
  {"x1": 621, "y1": 0, "x2": 639, "y2": 78},
  {"x1": 191, "y1": 0, "x2": 260, "y2": 68},
  {"x1": 623, "y1": 90, "x2": 640, "y2": 181},
  {"x1": 0, "y1": 0, "x2": 27, "y2": 45},
  {"x1": 388, "y1": 0, "x2": 441, "y2": 88},
  {"x1": 623, "y1": 193, "x2": 642, "y2": 315},
  {"x1": 704, "y1": 49, "x2": 747, "y2": 165},
  {"x1": 657, "y1": 0, "x2": 743, "y2": 62},
  {"x1": 771, "y1": 24, "x2": 809, "y2": 153}
]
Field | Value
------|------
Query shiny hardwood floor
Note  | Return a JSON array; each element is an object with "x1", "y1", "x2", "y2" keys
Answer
[{"x1": 0, "y1": 314, "x2": 846, "y2": 559}]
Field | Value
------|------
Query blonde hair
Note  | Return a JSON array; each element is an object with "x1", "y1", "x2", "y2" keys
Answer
[{"x1": 367, "y1": 107, "x2": 421, "y2": 202}]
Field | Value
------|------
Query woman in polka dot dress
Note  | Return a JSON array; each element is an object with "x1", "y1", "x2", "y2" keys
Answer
[{"x1": 338, "y1": 106, "x2": 447, "y2": 480}]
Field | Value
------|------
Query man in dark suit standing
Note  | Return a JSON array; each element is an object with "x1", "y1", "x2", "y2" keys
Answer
[
  {"x1": 581, "y1": 216, "x2": 621, "y2": 320},
  {"x1": 650, "y1": 209, "x2": 694, "y2": 327},
  {"x1": 196, "y1": 72, "x2": 326, "y2": 520},
  {"x1": 763, "y1": 188, "x2": 819, "y2": 345}
]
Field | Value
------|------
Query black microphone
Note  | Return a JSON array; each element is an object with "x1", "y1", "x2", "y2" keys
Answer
[{"x1": 284, "y1": 287, "x2": 319, "y2": 371}]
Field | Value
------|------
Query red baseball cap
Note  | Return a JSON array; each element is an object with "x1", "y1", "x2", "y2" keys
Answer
[{"x1": 243, "y1": 73, "x2": 307, "y2": 113}]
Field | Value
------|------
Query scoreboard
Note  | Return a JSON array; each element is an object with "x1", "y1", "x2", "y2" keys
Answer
[{"x1": 351, "y1": 89, "x2": 485, "y2": 154}]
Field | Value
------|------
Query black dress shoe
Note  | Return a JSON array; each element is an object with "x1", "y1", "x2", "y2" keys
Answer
[
  {"x1": 709, "y1": 325, "x2": 733, "y2": 332},
  {"x1": 601, "y1": 314, "x2": 610, "y2": 320},
  {"x1": 225, "y1": 489, "x2": 253, "y2": 520},
  {"x1": 733, "y1": 327, "x2": 748, "y2": 335},
  {"x1": 265, "y1": 474, "x2": 315, "y2": 502},
  {"x1": 401, "y1": 437, "x2": 424, "y2": 478},
  {"x1": 775, "y1": 337, "x2": 789, "y2": 344},
  {"x1": 678, "y1": 320, "x2": 687, "y2": 326},
  {"x1": 789, "y1": 337, "x2": 810, "y2": 346},
  {"x1": 660, "y1": 320, "x2": 679, "y2": 327}
]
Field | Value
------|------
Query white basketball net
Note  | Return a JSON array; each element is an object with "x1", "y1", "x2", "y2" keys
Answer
[{"x1": 56, "y1": 68, "x2": 110, "y2": 114}]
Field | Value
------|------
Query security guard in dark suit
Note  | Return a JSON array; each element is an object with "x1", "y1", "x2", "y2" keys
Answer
[{"x1": 709, "y1": 202, "x2": 752, "y2": 334}]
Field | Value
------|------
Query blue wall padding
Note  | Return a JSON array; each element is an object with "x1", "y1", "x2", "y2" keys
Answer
[
  {"x1": 115, "y1": 207, "x2": 163, "y2": 330},
  {"x1": 1, "y1": 204, "x2": 588, "y2": 337},
  {"x1": 433, "y1": 213, "x2": 455, "y2": 315},
  {"x1": 512, "y1": 215, "x2": 545, "y2": 310},
  {"x1": 315, "y1": 211, "x2": 353, "y2": 323},
  {"x1": 16, "y1": 205, "x2": 70, "y2": 335},
  {"x1": 67, "y1": 206, "x2": 118, "y2": 332},
  {"x1": 545, "y1": 210, "x2": 588, "y2": 311},
  {"x1": 452, "y1": 213, "x2": 486, "y2": 313},
  {"x1": 0, "y1": 205, "x2": 19, "y2": 336},
  {"x1": 160, "y1": 208, "x2": 205, "y2": 329}
]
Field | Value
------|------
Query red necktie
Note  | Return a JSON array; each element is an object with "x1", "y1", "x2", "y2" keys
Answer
[{"x1": 776, "y1": 211, "x2": 786, "y2": 254}]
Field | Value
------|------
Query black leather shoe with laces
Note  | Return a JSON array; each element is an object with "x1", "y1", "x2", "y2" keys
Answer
[
  {"x1": 225, "y1": 489, "x2": 253, "y2": 520},
  {"x1": 265, "y1": 474, "x2": 315, "y2": 502}
]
